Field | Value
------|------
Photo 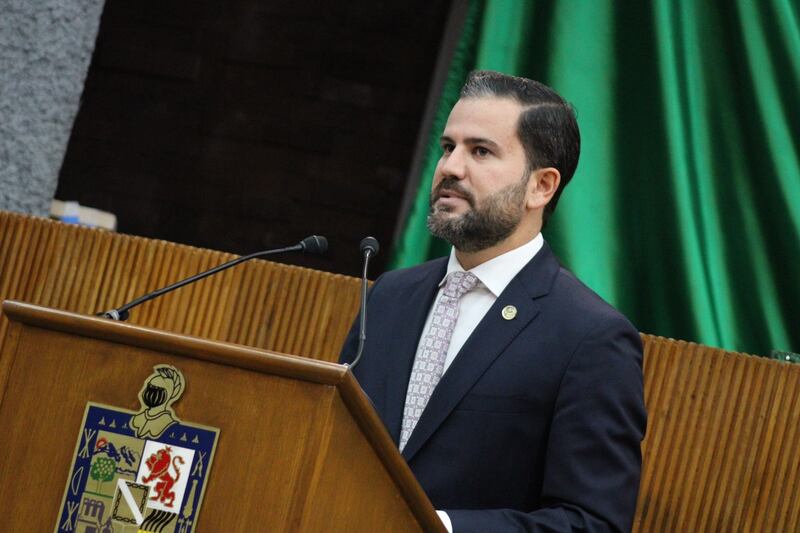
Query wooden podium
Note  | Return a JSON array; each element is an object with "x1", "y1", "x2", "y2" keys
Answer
[{"x1": 0, "y1": 301, "x2": 445, "y2": 532}]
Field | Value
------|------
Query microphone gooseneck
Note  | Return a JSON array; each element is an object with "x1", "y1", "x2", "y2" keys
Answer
[
  {"x1": 349, "y1": 236, "x2": 379, "y2": 370},
  {"x1": 98, "y1": 235, "x2": 327, "y2": 321}
]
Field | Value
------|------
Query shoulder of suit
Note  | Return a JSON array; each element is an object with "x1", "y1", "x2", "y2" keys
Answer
[{"x1": 549, "y1": 265, "x2": 639, "y2": 333}]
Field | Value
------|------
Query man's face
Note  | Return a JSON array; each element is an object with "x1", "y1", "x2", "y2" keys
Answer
[{"x1": 427, "y1": 96, "x2": 531, "y2": 252}]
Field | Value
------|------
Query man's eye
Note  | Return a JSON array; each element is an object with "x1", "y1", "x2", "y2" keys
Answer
[
  {"x1": 474, "y1": 147, "x2": 491, "y2": 157},
  {"x1": 442, "y1": 144, "x2": 455, "y2": 153}
]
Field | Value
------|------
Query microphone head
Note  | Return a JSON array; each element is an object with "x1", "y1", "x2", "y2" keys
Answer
[
  {"x1": 360, "y1": 236, "x2": 379, "y2": 256},
  {"x1": 300, "y1": 235, "x2": 328, "y2": 255}
]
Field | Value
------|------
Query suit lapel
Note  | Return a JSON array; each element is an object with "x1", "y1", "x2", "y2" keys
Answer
[
  {"x1": 401, "y1": 243, "x2": 561, "y2": 461},
  {"x1": 383, "y1": 259, "x2": 448, "y2": 443}
]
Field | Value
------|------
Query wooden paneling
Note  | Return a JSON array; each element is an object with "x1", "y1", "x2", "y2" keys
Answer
[
  {"x1": 3, "y1": 211, "x2": 799, "y2": 531},
  {"x1": 0, "y1": 211, "x2": 359, "y2": 363},
  {"x1": 635, "y1": 335, "x2": 800, "y2": 532}
]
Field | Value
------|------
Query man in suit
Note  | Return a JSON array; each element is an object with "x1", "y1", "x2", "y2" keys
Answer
[{"x1": 340, "y1": 71, "x2": 646, "y2": 532}]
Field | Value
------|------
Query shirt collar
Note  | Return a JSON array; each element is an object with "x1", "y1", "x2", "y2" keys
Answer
[{"x1": 442, "y1": 233, "x2": 544, "y2": 297}]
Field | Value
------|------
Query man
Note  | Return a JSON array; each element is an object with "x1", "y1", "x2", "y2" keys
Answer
[{"x1": 340, "y1": 71, "x2": 646, "y2": 532}]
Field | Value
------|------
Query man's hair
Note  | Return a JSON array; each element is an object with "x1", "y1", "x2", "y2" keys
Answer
[{"x1": 460, "y1": 70, "x2": 581, "y2": 223}]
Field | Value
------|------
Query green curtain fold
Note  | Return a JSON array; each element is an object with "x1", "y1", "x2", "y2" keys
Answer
[{"x1": 390, "y1": 0, "x2": 800, "y2": 357}]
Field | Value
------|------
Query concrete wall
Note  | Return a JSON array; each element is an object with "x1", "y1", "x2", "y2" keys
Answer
[{"x1": 0, "y1": 0, "x2": 104, "y2": 215}]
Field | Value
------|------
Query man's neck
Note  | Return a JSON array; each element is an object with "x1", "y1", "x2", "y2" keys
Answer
[{"x1": 454, "y1": 229, "x2": 540, "y2": 270}]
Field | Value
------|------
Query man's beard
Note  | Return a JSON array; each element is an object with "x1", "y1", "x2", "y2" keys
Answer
[{"x1": 427, "y1": 175, "x2": 528, "y2": 253}]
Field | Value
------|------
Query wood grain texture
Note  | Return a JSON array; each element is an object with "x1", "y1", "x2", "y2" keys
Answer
[
  {"x1": 0, "y1": 303, "x2": 444, "y2": 532},
  {"x1": 3, "y1": 211, "x2": 799, "y2": 531},
  {"x1": 635, "y1": 334, "x2": 800, "y2": 532},
  {"x1": 0, "y1": 211, "x2": 360, "y2": 363}
]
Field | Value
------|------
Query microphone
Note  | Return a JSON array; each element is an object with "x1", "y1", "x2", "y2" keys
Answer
[
  {"x1": 98, "y1": 235, "x2": 328, "y2": 321},
  {"x1": 348, "y1": 236, "x2": 379, "y2": 370}
]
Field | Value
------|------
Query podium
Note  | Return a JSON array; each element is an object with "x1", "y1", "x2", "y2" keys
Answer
[{"x1": 0, "y1": 301, "x2": 445, "y2": 532}]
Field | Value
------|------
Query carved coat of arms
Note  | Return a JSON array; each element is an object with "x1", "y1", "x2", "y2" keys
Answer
[{"x1": 56, "y1": 365, "x2": 219, "y2": 533}]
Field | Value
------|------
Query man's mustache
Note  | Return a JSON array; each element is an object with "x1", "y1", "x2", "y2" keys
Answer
[{"x1": 430, "y1": 178, "x2": 476, "y2": 208}]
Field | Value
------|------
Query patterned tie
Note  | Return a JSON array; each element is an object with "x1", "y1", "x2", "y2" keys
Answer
[{"x1": 399, "y1": 270, "x2": 479, "y2": 451}]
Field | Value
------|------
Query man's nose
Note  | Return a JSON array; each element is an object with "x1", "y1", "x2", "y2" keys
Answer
[{"x1": 439, "y1": 146, "x2": 467, "y2": 179}]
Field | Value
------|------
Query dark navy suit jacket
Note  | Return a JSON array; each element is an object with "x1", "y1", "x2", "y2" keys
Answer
[{"x1": 340, "y1": 243, "x2": 646, "y2": 532}]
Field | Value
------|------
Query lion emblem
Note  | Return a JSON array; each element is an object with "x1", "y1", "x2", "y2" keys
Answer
[
  {"x1": 142, "y1": 445, "x2": 185, "y2": 508},
  {"x1": 130, "y1": 365, "x2": 185, "y2": 439}
]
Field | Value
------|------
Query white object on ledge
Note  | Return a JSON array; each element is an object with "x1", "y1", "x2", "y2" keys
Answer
[{"x1": 51, "y1": 199, "x2": 117, "y2": 231}]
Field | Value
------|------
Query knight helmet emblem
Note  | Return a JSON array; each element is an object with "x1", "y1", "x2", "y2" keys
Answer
[{"x1": 130, "y1": 364, "x2": 185, "y2": 439}]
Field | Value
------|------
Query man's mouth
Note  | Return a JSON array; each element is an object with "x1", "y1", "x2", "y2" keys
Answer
[
  {"x1": 433, "y1": 183, "x2": 474, "y2": 209},
  {"x1": 433, "y1": 193, "x2": 470, "y2": 212},
  {"x1": 438, "y1": 190, "x2": 465, "y2": 201}
]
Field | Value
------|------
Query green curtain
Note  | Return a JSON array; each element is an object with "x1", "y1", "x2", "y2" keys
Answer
[{"x1": 390, "y1": 0, "x2": 800, "y2": 357}]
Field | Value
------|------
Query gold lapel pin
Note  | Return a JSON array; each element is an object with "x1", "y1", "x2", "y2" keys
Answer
[{"x1": 501, "y1": 305, "x2": 517, "y2": 320}]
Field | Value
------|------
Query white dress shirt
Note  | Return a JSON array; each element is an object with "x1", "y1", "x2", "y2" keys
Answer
[
  {"x1": 413, "y1": 234, "x2": 545, "y2": 533},
  {"x1": 414, "y1": 233, "x2": 545, "y2": 375}
]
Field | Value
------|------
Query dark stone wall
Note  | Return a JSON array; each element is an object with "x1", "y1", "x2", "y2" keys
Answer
[{"x1": 56, "y1": 0, "x2": 451, "y2": 276}]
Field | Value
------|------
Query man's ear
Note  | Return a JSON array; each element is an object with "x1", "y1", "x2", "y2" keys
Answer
[{"x1": 526, "y1": 167, "x2": 561, "y2": 210}]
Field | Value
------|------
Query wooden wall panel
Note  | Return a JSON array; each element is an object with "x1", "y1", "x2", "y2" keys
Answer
[
  {"x1": 635, "y1": 335, "x2": 800, "y2": 532},
  {"x1": 3, "y1": 210, "x2": 799, "y2": 531},
  {"x1": 0, "y1": 211, "x2": 359, "y2": 361}
]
